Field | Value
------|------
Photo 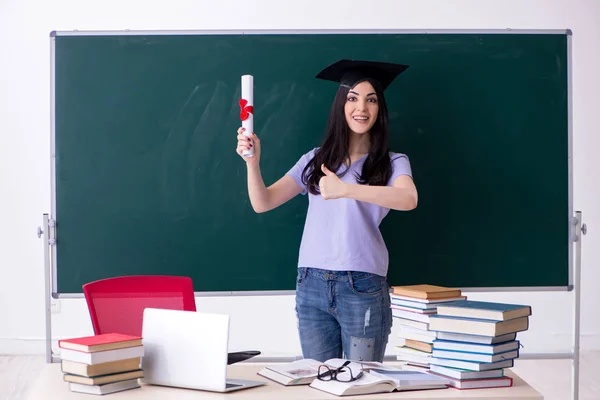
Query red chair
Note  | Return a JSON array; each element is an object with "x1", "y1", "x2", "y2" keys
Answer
[{"x1": 83, "y1": 275, "x2": 196, "y2": 337}]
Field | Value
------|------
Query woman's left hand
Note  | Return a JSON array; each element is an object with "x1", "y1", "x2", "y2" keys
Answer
[{"x1": 319, "y1": 164, "x2": 347, "y2": 200}]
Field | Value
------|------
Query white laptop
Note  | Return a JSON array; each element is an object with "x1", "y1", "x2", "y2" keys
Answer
[{"x1": 141, "y1": 308, "x2": 265, "y2": 392}]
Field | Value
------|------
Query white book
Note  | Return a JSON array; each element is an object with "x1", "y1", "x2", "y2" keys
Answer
[
  {"x1": 264, "y1": 358, "x2": 321, "y2": 378},
  {"x1": 396, "y1": 354, "x2": 433, "y2": 365},
  {"x1": 429, "y1": 364, "x2": 504, "y2": 380},
  {"x1": 60, "y1": 345, "x2": 144, "y2": 365},
  {"x1": 258, "y1": 359, "x2": 321, "y2": 386},
  {"x1": 433, "y1": 340, "x2": 520, "y2": 355},
  {"x1": 398, "y1": 325, "x2": 438, "y2": 338},
  {"x1": 395, "y1": 346, "x2": 433, "y2": 358},
  {"x1": 392, "y1": 309, "x2": 431, "y2": 323},
  {"x1": 394, "y1": 347, "x2": 432, "y2": 365},
  {"x1": 370, "y1": 370, "x2": 449, "y2": 387},
  {"x1": 393, "y1": 317, "x2": 429, "y2": 331},
  {"x1": 437, "y1": 331, "x2": 516, "y2": 344},
  {"x1": 398, "y1": 330, "x2": 436, "y2": 344},
  {"x1": 69, "y1": 378, "x2": 140, "y2": 395}
]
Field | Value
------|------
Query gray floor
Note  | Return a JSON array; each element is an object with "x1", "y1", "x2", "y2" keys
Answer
[{"x1": 1, "y1": 353, "x2": 599, "y2": 400}]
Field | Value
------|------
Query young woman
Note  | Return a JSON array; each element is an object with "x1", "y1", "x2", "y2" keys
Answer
[{"x1": 235, "y1": 60, "x2": 418, "y2": 362}]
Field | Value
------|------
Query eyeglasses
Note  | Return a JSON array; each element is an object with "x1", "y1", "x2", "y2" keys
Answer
[{"x1": 317, "y1": 360, "x2": 364, "y2": 382}]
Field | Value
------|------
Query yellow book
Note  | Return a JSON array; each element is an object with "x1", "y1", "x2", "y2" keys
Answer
[
  {"x1": 392, "y1": 284, "x2": 461, "y2": 300},
  {"x1": 63, "y1": 369, "x2": 143, "y2": 385},
  {"x1": 61, "y1": 357, "x2": 141, "y2": 377}
]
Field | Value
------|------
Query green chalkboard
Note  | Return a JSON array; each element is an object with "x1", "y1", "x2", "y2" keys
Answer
[{"x1": 52, "y1": 31, "x2": 571, "y2": 295}]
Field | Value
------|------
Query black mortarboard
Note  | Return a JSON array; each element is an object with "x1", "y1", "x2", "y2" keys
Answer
[{"x1": 315, "y1": 59, "x2": 409, "y2": 90}]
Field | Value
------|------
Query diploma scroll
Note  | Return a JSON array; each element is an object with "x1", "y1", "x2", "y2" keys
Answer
[{"x1": 240, "y1": 75, "x2": 254, "y2": 157}]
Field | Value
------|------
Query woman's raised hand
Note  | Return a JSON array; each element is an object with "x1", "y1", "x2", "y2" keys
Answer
[{"x1": 236, "y1": 127, "x2": 261, "y2": 166}]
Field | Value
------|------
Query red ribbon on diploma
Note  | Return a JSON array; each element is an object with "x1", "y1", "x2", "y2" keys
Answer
[{"x1": 239, "y1": 99, "x2": 254, "y2": 121}]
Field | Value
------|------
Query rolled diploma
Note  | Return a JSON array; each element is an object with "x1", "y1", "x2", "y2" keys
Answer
[{"x1": 241, "y1": 75, "x2": 254, "y2": 157}]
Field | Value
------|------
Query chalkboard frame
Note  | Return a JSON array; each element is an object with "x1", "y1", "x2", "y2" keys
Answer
[{"x1": 48, "y1": 29, "x2": 573, "y2": 298}]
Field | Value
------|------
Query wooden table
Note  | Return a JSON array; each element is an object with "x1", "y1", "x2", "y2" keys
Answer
[{"x1": 26, "y1": 363, "x2": 543, "y2": 399}]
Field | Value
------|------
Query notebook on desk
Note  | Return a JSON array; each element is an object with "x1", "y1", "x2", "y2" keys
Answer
[{"x1": 141, "y1": 308, "x2": 265, "y2": 392}]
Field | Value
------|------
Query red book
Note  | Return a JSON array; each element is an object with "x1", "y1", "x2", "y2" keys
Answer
[{"x1": 59, "y1": 333, "x2": 142, "y2": 353}]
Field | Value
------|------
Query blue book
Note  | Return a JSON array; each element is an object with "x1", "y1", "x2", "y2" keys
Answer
[
  {"x1": 437, "y1": 331, "x2": 516, "y2": 345},
  {"x1": 429, "y1": 315, "x2": 529, "y2": 337},
  {"x1": 430, "y1": 357, "x2": 514, "y2": 372},
  {"x1": 390, "y1": 298, "x2": 437, "y2": 310},
  {"x1": 433, "y1": 339, "x2": 520, "y2": 355},
  {"x1": 435, "y1": 300, "x2": 532, "y2": 321}
]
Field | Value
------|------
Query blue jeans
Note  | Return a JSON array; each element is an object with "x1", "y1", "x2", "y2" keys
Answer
[{"x1": 295, "y1": 267, "x2": 392, "y2": 363}]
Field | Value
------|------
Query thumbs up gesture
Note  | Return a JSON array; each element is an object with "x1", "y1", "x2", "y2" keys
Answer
[{"x1": 319, "y1": 164, "x2": 347, "y2": 200}]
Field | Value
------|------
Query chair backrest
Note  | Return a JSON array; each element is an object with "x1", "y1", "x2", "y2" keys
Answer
[{"x1": 83, "y1": 275, "x2": 196, "y2": 336}]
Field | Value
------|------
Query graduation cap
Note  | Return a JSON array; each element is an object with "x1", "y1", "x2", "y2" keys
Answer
[{"x1": 315, "y1": 59, "x2": 409, "y2": 91}]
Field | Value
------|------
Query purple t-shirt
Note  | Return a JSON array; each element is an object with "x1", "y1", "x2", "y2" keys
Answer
[{"x1": 286, "y1": 148, "x2": 413, "y2": 277}]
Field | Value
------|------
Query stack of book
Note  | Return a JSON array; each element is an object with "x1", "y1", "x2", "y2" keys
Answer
[
  {"x1": 390, "y1": 284, "x2": 466, "y2": 372},
  {"x1": 58, "y1": 333, "x2": 145, "y2": 395},
  {"x1": 426, "y1": 300, "x2": 532, "y2": 390}
]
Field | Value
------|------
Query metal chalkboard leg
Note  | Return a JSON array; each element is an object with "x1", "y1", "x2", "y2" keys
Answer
[
  {"x1": 571, "y1": 211, "x2": 586, "y2": 400},
  {"x1": 38, "y1": 213, "x2": 56, "y2": 363}
]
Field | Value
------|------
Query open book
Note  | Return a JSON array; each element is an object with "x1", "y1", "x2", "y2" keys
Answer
[
  {"x1": 257, "y1": 359, "x2": 321, "y2": 386},
  {"x1": 257, "y1": 358, "x2": 400, "y2": 386},
  {"x1": 309, "y1": 369, "x2": 450, "y2": 397}
]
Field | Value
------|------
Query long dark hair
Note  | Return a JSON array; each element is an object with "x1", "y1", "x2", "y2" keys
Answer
[{"x1": 302, "y1": 78, "x2": 393, "y2": 195}]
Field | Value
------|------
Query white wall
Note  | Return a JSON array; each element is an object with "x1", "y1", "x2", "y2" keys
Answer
[{"x1": 1, "y1": 0, "x2": 599, "y2": 358}]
